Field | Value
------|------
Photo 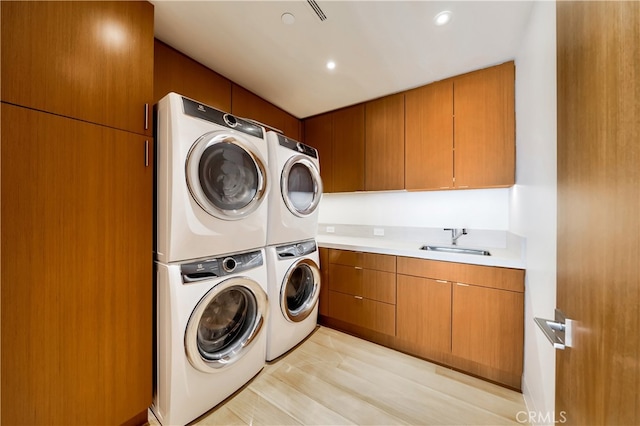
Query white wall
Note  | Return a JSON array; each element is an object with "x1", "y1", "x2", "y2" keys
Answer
[
  {"x1": 511, "y1": 0, "x2": 557, "y2": 422},
  {"x1": 319, "y1": 188, "x2": 510, "y2": 230}
]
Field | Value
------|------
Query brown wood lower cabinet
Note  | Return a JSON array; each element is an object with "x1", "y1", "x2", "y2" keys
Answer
[
  {"x1": 319, "y1": 248, "x2": 525, "y2": 390},
  {"x1": 396, "y1": 275, "x2": 452, "y2": 355}
]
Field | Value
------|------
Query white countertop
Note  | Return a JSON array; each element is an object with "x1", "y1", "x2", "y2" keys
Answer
[{"x1": 316, "y1": 225, "x2": 526, "y2": 269}]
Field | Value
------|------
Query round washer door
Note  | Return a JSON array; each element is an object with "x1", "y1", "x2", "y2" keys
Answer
[
  {"x1": 185, "y1": 277, "x2": 268, "y2": 372},
  {"x1": 281, "y1": 258, "x2": 321, "y2": 322},
  {"x1": 281, "y1": 155, "x2": 322, "y2": 217},
  {"x1": 186, "y1": 131, "x2": 267, "y2": 220}
]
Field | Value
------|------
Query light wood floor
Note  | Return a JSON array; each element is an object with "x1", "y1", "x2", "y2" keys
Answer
[{"x1": 152, "y1": 326, "x2": 528, "y2": 425}]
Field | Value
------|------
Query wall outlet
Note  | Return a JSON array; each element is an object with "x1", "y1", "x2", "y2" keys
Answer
[
  {"x1": 373, "y1": 228, "x2": 385, "y2": 236},
  {"x1": 326, "y1": 226, "x2": 335, "y2": 233}
]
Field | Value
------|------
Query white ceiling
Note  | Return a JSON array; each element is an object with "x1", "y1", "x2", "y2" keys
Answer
[{"x1": 152, "y1": 1, "x2": 534, "y2": 119}]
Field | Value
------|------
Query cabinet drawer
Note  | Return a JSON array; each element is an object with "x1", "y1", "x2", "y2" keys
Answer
[
  {"x1": 397, "y1": 256, "x2": 524, "y2": 293},
  {"x1": 328, "y1": 291, "x2": 396, "y2": 336},
  {"x1": 329, "y1": 249, "x2": 396, "y2": 272},
  {"x1": 329, "y1": 264, "x2": 396, "y2": 304}
]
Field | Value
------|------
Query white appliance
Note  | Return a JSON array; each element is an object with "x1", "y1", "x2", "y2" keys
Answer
[
  {"x1": 265, "y1": 239, "x2": 321, "y2": 361},
  {"x1": 265, "y1": 131, "x2": 322, "y2": 246},
  {"x1": 155, "y1": 92, "x2": 270, "y2": 263},
  {"x1": 152, "y1": 248, "x2": 269, "y2": 425}
]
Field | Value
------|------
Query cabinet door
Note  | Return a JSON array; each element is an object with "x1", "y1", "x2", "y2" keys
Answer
[
  {"x1": 453, "y1": 62, "x2": 515, "y2": 188},
  {"x1": 451, "y1": 283, "x2": 523, "y2": 377},
  {"x1": 154, "y1": 40, "x2": 231, "y2": 111},
  {"x1": 405, "y1": 80, "x2": 454, "y2": 190},
  {"x1": 1, "y1": 1, "x2": 154, "y2": 135},
  {"x1": 231, "y1": 84, "x2": 301, "y2": 140},
  {"x1": 365, "y1": 93, "x2": 405, "y2": 191},
  {"x1": 397, "y1": 275, "x2": 452, "y2": 355},
  {"x1": 332, "y1": 104, "x2": 365, "y2": 192},
  {"x1": 1, "y1": 105, "x2": 153, "y2": 425},
  {"x1": 304, "y1": 113, "x2": 334, "y2": 192}
]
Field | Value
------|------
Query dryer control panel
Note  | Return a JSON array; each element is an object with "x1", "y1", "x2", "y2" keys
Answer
[
  {"x1": 181, "y1": 97, "x2": 264, "y2": 139},
  {"x1": 181, "y1": 250, "x2": 264, "y2": 283},
  {"x1": 277, "y1": 133, "x2": 318, "y2": 159},
  {"x1": 276, "y1": 240, "x2": 318, "y2": 260}
]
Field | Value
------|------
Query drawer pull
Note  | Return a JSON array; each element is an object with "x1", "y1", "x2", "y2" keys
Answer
[
  {"x1": 354, "y1": 266, "x2": 363, "y2": 270},
  {"x1": 354, "y1": 295, "x2": 363, "y2": 300},
  {"x1": 456, "y1": 283, "x2": 470, "y2": 287},
  {"x1": 436, "y1": 279, "x2": 448, "y2": 284}
]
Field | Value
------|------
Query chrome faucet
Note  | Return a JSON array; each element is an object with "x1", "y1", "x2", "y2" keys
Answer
[{"x1": 444, "y1": 228, "x2": 467, "y2": 245}]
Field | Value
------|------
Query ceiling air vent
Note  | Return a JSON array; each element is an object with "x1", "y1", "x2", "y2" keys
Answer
[{"x1": 307, "y1": 0, "x2": 327, "y2": 21}]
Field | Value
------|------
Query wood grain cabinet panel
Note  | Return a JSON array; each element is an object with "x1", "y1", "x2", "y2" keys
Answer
[
  {"x1": 452, "y1": 283, "x2": 524, "y2": 381},
  {"x1": 453, "y1": 62, "x2": 515, "y2": 188},
  {"x1": 304, "y1": 105, "x2": 365, "y2": 193},
  {"x1": 318, "y1": 248, "x2": 330, "y2": 317},
  {"x1": 328, "y1": 291, "x2": 396, "y2": 336},
  {"x1": 325, "y1": 249, "x2": 397, "y2": 336},
  {"x1": 405, "y1": 80, "x2": 454, "y2": 190},
  {"x1": 232, "y1": 84, "x2": 301, "y2": 140},
  {"x1": 1, "y1": 1, "x2": 154, "y2": 136},
  {"x1": 304, "y1": 112, "x2": 334, "y2": 192},
  {"x1": 154, "y1": 40, "x2": 231, "y2": 111},
  {"x1": 1, "y1": 104, "x2": 153, "y2": 425},
  {"x1": 365, "y1": 93, "x2": 405, "y2": 191},
  {"x1": 331, "y1": 104, "x2": 365, "y2": 192},
  {"x1": 397, "y1": 275, "x2": 452, "y2": 355}
]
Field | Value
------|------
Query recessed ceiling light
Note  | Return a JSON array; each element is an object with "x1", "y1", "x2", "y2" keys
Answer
[
  {"x1": 326, "y1": 60, "x2": 336, "y2": 70},
  {"x1": 281, "y1": 12, "x2": 295, "y2": 25},
  {"x1": 434, "y1": 11, "x2": 452, "y2": 26}
]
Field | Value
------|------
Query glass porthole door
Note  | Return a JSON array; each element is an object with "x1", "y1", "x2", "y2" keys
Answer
[
  {"x1": 186, "y1": 132, "x2": 267, "y2": 220},
  {"x1": 185, "y1": 278, "x2": 268, "y2": 372},
  {"x1": 281, "y1": 259, "x2": 321, "y2": 322}
]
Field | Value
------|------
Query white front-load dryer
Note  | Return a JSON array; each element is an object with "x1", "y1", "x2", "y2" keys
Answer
[
  {"x1": 156, "y1": 92, "x2": 270, "y2": 263},
  {"x1": 152, "y1": 249, "x2": 269, "y2": 426},
  {"x1": 266, "y1": 131, "x2": 322, "y2": 246},
  {"x1": 265, "y1": 239, "x2": 321, "y2": 361}
]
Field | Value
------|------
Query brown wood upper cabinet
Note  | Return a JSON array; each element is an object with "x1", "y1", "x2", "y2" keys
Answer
[
  {"x1": 304, "y1": 105, "x2": 365, "y2": 193},
  {"x1": 405, "y1": 62, "x2": 515, "y2": 190},
  {"x1": 154, "y1": 40, "x2": 232, "y2": 111},
  {"x1": 304, "y1": 112, "x2": 334, "y2": 192},
  {"x1": 365, "y1": 93, "x2": 405, "y2": 191},
  {"x1": 1, "y1": 1, "x2": 154, "y2": 136},
  {"x1": 454, "y1": 62, "x2": 515, "y2": 188}
]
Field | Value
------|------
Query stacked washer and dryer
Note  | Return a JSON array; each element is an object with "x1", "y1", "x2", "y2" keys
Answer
[
  {"x1": 152, "y1": 93, "x2": 322, "y2": 425},
  {"x1": 264, "y1": 131, "x2": 323, "y2": 361}
]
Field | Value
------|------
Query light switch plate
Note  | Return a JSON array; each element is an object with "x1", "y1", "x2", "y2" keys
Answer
[
  {"x1": 326, "y1": 226, "x2": 335, "y2": 233},
  {"x1": 373, "y1": 228, "x2": 385, "y2": 236}
]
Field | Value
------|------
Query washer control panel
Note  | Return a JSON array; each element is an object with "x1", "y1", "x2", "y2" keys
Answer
[
  {"x1": 180, "y1": 250, "x2": 264, "y2": 283},
  {"x1": 276, "y1": 240, "x2": 317, "y2": 260}
]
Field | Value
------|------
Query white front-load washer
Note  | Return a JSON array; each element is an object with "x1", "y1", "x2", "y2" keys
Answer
[
  {"x1": 155, "y1": 92, "x2": 270, "y2": 263},
  {"x1": 152, "y1": 249, "x2": 269, "y2": 426},
  {"x1": 265, "y1": 239, "x2": 321, "y2": 361},
  {"x1": 265, "y1": 131, "x2": 322, "y2": 246}
]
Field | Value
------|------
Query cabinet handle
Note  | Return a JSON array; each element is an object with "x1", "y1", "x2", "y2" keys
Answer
[
  {"x1": 354, "y1": 295, "x2": 363, "y2": 300},
  {"x1": 354, "y1": 266, "x2": 363, "y2": 270},
  {"x1": 436, "y1": 279, "x2": 448, "y2": 284},
  {"x1": 456, "y1": 283, "x2": 469, "y2": 287},
  {"x1": 144, "y1": 103, "x2": 149, "y2": 130},
  {"x1": 144, "y1": 140, "x2": 149, "y2": 167}
]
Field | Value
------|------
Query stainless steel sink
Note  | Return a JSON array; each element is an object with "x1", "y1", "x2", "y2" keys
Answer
[{"x1": 420, "y1": 245, "x2": 491, "y2": 256}]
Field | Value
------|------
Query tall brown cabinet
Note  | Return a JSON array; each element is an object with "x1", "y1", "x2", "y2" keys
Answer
[{"x1": 1, "y1": 2, "x2": 154, "y2": 425}]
